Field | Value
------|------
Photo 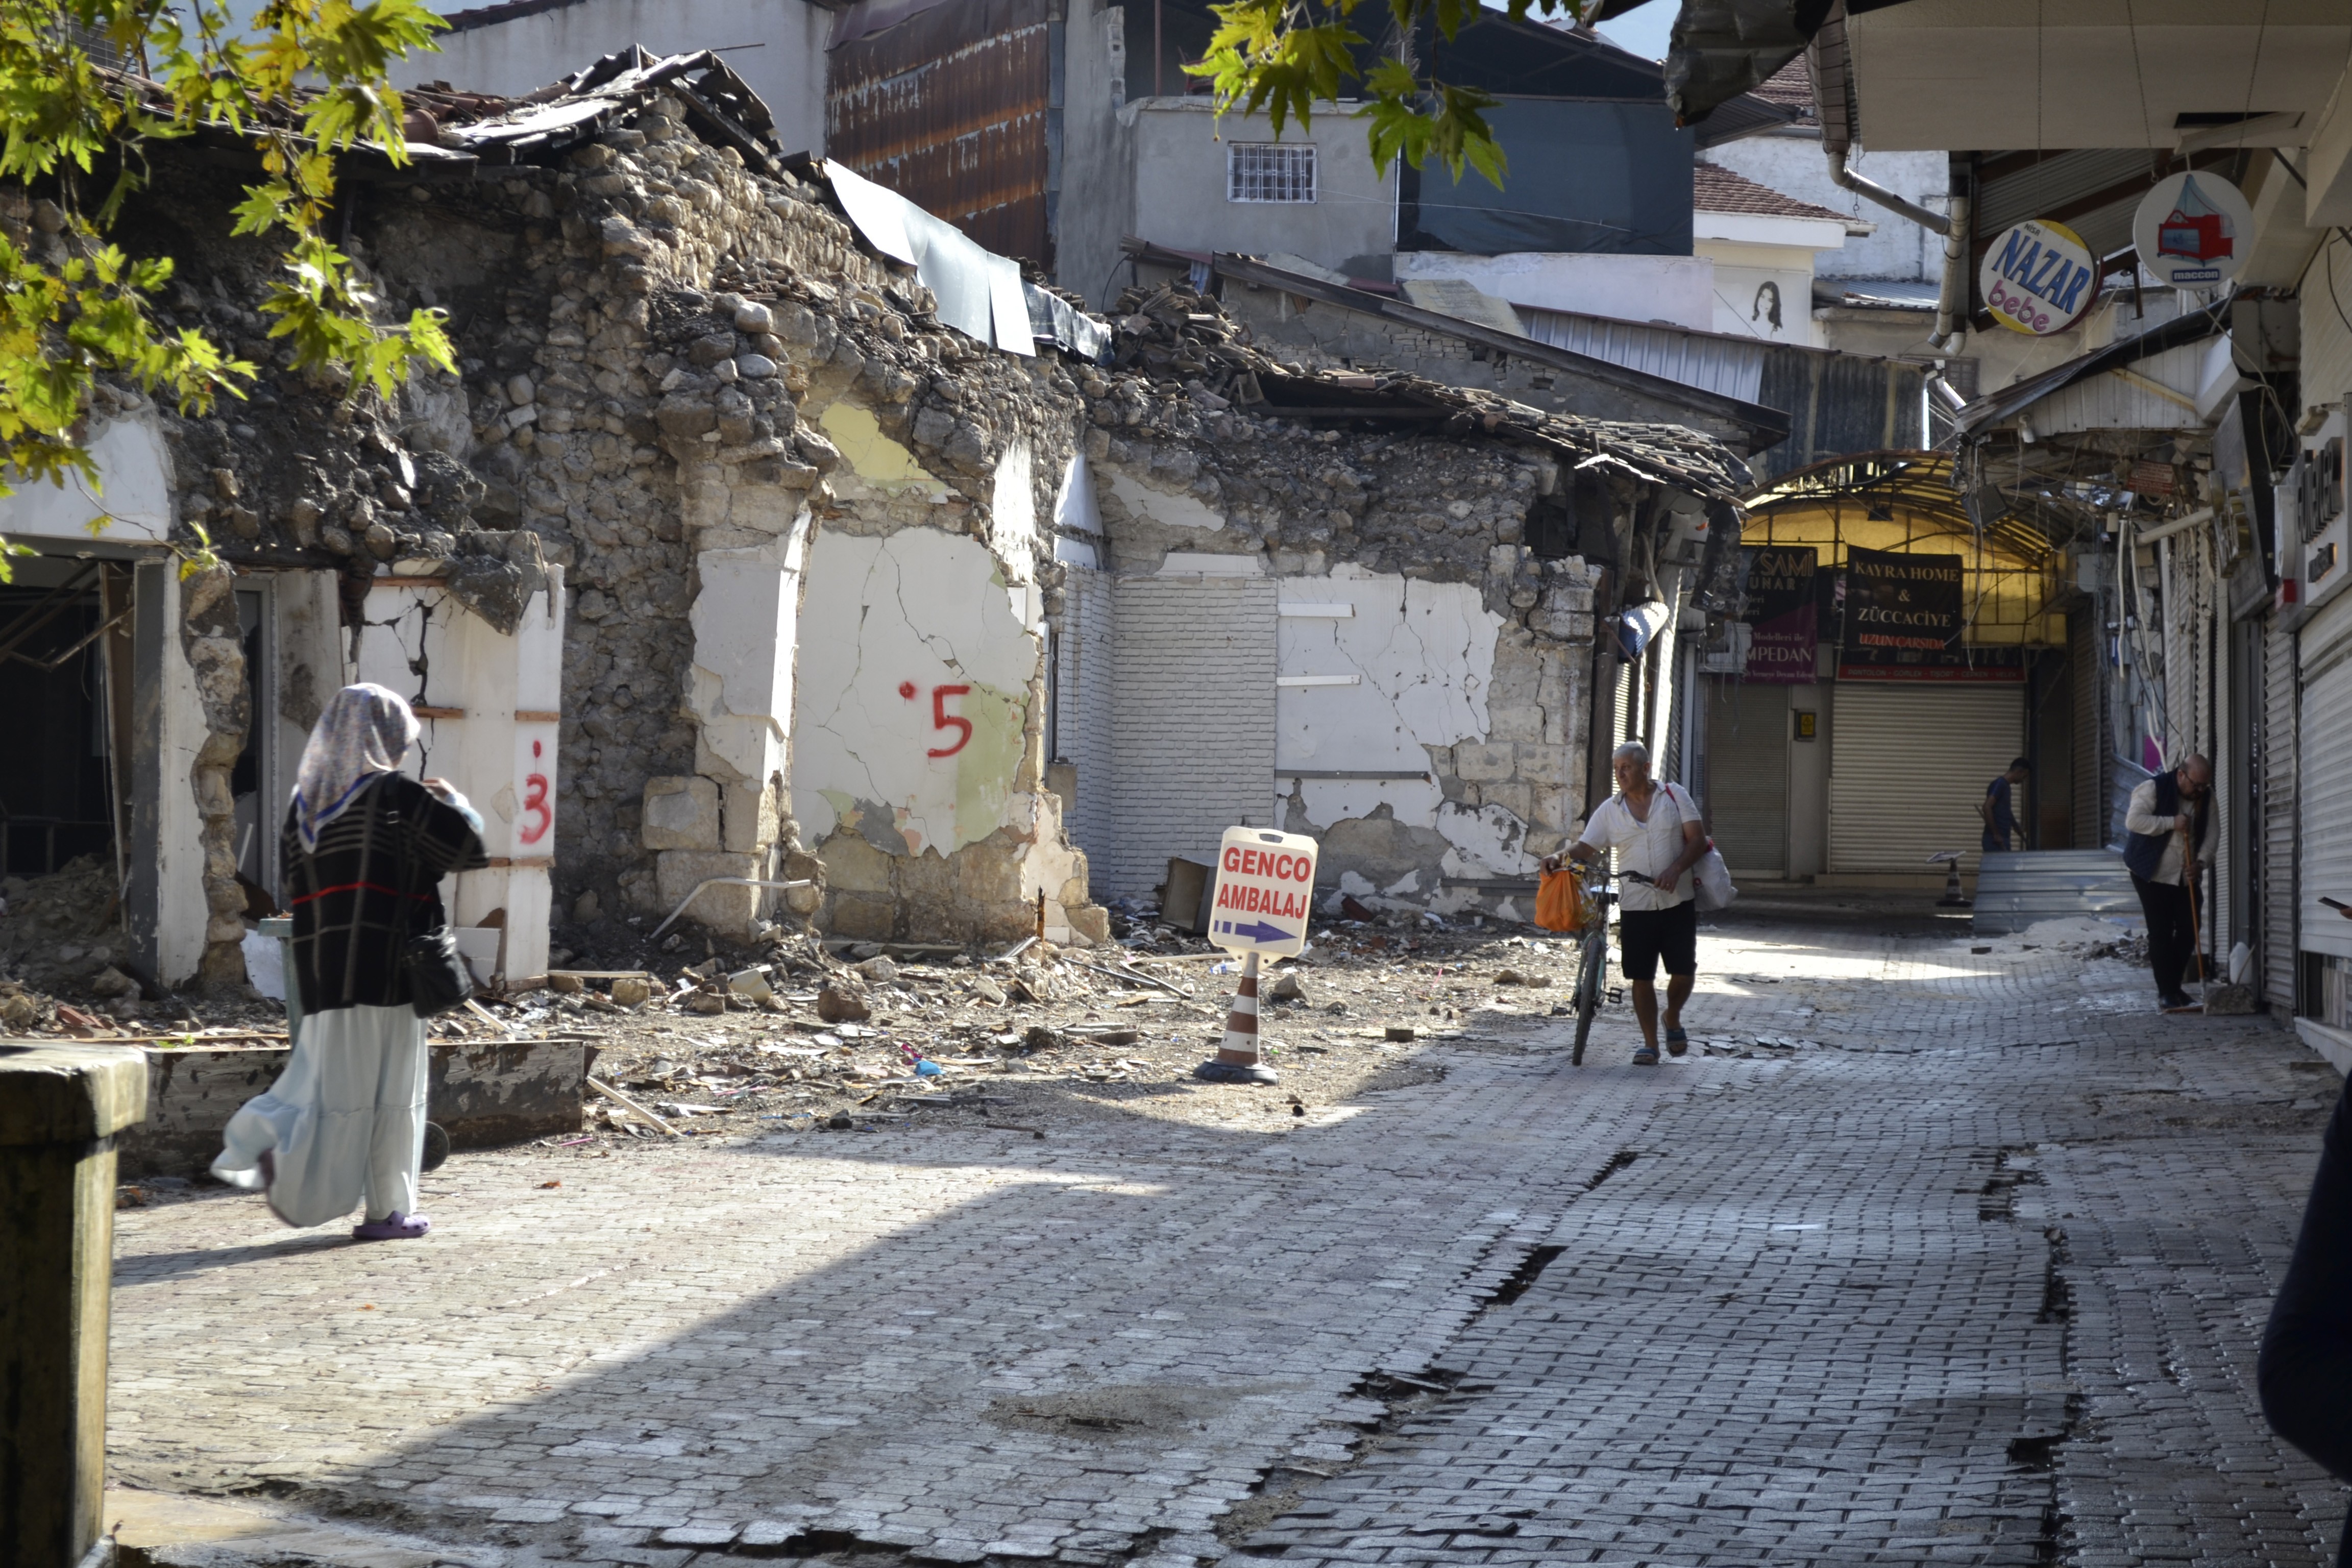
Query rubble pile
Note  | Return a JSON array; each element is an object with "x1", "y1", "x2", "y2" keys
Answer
[{"x1": 526, "y1": 915, "x2": 1565, "y2": 1144}]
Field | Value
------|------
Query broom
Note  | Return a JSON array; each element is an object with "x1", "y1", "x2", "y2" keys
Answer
[{"x1": 2169, "y1": 815, "x2": 2207, "y2": 1014}]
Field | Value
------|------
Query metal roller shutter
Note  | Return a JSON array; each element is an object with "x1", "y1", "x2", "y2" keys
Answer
[
  {"x1": 2301, "y1": 616, "x2": 2352, "y2": 965},
  {"x1": 2071, "y1": 610, "x2": 2102, "y2": 849},
  {"x1": 1829, "y1": 684, "x2": 2024, "y2": 874},
  {"x1": 2264, "y1": 620, "x2": 2298, "y2": 1009},
  {"x1": 1705, "y1": 680, "x2": 1788, "y2": 876}
]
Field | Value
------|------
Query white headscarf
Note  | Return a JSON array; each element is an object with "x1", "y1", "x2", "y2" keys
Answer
[{"x1": 292, "y1": 684, "x2": 420, "y2": 851}]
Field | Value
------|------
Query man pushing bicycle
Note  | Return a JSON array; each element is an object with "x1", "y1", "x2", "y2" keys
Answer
[{"x1": 1540, "y1": 741, "x2": 1709, "y2": 1067}]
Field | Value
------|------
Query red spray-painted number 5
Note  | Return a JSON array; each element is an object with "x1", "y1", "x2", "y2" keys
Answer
[{"x1": 928, "y1": 684, "x2": 973, "y2": 758}]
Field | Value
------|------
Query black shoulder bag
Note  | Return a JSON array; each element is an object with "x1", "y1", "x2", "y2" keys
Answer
[{"x1": 396, "y1": 800, "x2": 474, "y2": 1017}]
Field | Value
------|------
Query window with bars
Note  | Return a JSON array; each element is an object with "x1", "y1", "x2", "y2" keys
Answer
[{"x1": 1227, "y1": 143, "x2": 1317, "y2": 204}]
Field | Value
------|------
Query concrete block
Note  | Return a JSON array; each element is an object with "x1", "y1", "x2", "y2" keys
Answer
[
  {"x1": 1455, "y1": 742, "x2": 1515, "y2": 782},
  {"x1": 0, "y1": 1045, "x2": 149, "y2": 1567},
  {"x1": 119, "y1": 1041, "x2": 586, "y2": 1179},
  {"x1": 642, "y1": 776, "x2": 720, "y2": 851}
]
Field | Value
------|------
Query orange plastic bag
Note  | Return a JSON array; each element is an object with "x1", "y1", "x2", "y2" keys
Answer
[{"x1": 1535, "y1": 864, "x2": 1582, "y2": 932}]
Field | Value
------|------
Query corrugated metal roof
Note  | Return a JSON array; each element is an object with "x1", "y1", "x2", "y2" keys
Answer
[
  {"x1": 1516, "y1": 306, "x2": 1768, "y2": 403},
  {"x1": 2025, "y1": 340, "x2": 2212, "y2": 436}
]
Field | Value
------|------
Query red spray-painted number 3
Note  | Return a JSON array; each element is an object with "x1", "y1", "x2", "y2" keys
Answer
[
  {"x1": 519, "y1": 738, "x2": 552, "y2": 844},
  {"x1": 928, "y1": 684, "x2": 973, "y2": 758}
]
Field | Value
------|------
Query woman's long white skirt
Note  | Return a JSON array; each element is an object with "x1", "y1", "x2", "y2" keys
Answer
[{"x1": 211, "y1": 1003, "x2": 429, "y2": 1227}]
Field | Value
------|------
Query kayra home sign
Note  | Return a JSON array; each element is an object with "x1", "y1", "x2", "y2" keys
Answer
[{"x1": 1978, "y1": 217, "x2": 2100, "y2": 337}]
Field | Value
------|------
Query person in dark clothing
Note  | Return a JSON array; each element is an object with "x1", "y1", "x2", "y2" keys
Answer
[
  {"x1": 2261, "y1": 1073, "x2": 2352, "y2": 1565},
  {"x1": 1979, "y1": 757, "x2": 2030, "y2": 853},
  {"x1": 2122, "y1": 753, "x2": 2214, "y2": 1011},
  {"x1": 213, "y1": 684, "x2": 487, "y2": 1239}
]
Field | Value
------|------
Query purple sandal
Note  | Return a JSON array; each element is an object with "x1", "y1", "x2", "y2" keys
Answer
[{"x1": 352, "y1": 1211, "x2": 431, "y2": 1241}]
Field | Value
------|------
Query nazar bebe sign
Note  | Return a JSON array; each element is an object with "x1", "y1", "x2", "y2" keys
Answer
[{"x1": 1978, "y1": 217, "x2": 2101, "y2": 336}]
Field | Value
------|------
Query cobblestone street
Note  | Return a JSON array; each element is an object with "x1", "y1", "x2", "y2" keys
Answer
[{"x1": 108, "y1": 909, "x2": 2349, "y2": 1567}]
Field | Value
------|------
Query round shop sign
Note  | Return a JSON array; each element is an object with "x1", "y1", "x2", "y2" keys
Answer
[
  {"x1": 1978, "y1": 217, "x2": 2102, "y2": 336},
  {"x1": 2134, "y1": 170, "x2": 2253, "y2": 289}
]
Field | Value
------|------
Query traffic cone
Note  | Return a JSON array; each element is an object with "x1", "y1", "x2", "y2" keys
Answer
[
  {"x1": 1933, "y1": 853, "x2": 1970, "y2": 908},
  {"x1": 1194, "y1": 949, "x2": 1279, "y2": 1085}
]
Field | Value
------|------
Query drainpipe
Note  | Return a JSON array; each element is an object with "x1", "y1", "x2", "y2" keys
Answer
[{"x1": 1825, "y1": 147, "x2": 1971, "y2": 348}]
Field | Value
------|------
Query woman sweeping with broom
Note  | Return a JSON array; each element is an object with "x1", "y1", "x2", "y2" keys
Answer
[{"x1": 212, "y1": 684, "x2": 488, "y2": 1239}]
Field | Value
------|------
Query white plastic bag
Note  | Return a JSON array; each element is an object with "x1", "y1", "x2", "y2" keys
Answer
[
  {"x1": 1693, "y1": 844, "x2": 1737, "y2": 912},
  {"x1": 241, "y1": 925, "x2": 286, "y2": 1000}
]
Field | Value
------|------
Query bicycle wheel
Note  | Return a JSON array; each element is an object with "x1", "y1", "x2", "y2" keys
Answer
[{"x1": 1572, "y1": 928, "x2": 1603, "y2": 1065}]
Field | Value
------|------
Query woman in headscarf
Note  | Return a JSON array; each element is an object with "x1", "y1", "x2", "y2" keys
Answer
[{"x1": 213, "y1": 684, "x2": 487, "y2": 1240}]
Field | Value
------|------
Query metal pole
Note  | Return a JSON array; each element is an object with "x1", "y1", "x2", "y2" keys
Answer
[{"x1": 1154, "y1": 0, "x2": 1163, "y2": 97}]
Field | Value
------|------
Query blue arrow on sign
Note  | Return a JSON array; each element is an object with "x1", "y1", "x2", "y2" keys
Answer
[{"x1": 1221, "y1": 919, "x2": 1291, "y2": 944}]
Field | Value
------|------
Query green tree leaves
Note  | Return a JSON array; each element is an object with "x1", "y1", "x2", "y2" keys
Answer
[
  {"x1": 1189, "y1": 0, "x2": 1591, "y2": 184},
  {"x1": 0, "y1": 0, "x2": 454, "y2": 577}
]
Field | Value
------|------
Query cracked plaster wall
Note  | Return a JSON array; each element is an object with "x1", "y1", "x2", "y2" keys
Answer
[
  {"x1": 1071, "y1": 398, "x2": 1631, "y2": 921},
  {"x1": 790, "y1": 403, "x2": 1104, "y2": 944}
]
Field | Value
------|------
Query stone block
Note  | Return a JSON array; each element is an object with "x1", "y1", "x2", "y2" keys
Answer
[
  {"x1": 953, "y1": 838, "x2": 1025, "y2": 908},
  {"x1": 1455, "y1": 742, "x2": 1515, "y2": 782},
  {"x1": 718, "y1": 780, "x2": 780, "y2": 855},
  {"x1": 641, "y1": 776, "x2": 719, "y2": 851},
  {"x1": 896, "y1": 849, "x2": 957, "y2": 911},
  {"x1": 1483, "y1": 780, "x2": 1533, "y2": 822},
  {"x1": 1066, "y1": 903, "x2": 1112, "y2": 945},
  {"x1": 821, "y1": 834, "x2": 896, "y2": 895},
  {"x1": 1518, "y1": 745, "x2": 1574, "y2": 785},
  {"x1": 1485, "y1": 703, "x2": 1544, "y2": 743},
  {"x1": 825, "y1": 892, "x2": 896, "y2": 941},
  {"x1": 655, "y1": 850, "x2": 762, "y2": 934}
]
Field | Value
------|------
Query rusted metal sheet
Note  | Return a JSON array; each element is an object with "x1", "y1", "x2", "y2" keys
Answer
[{"x1": 827, "y1": 0, "x2": 1054, "y2": 267}]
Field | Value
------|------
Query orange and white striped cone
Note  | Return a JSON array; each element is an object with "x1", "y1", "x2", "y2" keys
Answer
[{"x1": 1194, "y1": 949, "x2": 1279, "y2": 1085}]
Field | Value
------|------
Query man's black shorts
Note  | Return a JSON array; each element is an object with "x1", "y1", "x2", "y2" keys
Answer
[{"x1": 1619, "y1": 899, "x2": 1698, "y2": 983}]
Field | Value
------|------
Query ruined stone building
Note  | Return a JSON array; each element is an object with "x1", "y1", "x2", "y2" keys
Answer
[{"x1": 1, "y1": 45, "x2": 1752, "y2": 1000}]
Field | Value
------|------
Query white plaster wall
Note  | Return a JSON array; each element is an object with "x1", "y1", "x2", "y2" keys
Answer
[
  {"x1": 1695, "y1": 239, "x2": 1824, "y2": 347},
  {"x1": 1054, "y1": 563, "x2": 1119, "y2": 878},
  {"x1": 404, "y1": 0, "x2": 833, "y2": 157},
  {"x1": 355, "y1": 572, "x2": 567, "y2": 982},
  {"x1": 691, "y1": 512, "x2": 810, "y2": 792},
  {"x1": 792, "y1": 527, "x2": 1043, "y2": 858},
  {"x1": 1276, "y1": 567, "x2": 1500, "y2": 820},
  {"x1": 1392, "y1": 251, "x2": 1716, "y2": 332},
  {"x1": 988, "y1": 439, "x2": 1037, "y2": 571},
  {"x1": 0, "y1": 410, "x2": 173, "y2": 546},
  {"x1": 157, "y1": 567, "x2": 211, "y2": 986},
  {"x1": 1701, "y1": 138, "x2": 1948, "y2": 283},
  {"x1": 1124, "y1": 100, "x2": 1398, "y2": 278}
]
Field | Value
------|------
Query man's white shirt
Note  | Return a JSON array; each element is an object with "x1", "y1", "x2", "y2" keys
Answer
[{"x1": 1576, "y1": 785, "x2": 1697, "y2": 911}]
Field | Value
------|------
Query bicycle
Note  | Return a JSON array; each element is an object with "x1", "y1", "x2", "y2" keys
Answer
[{"x1": 1570, "y1": 877, "x2": 1620, "y2": 1066}]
